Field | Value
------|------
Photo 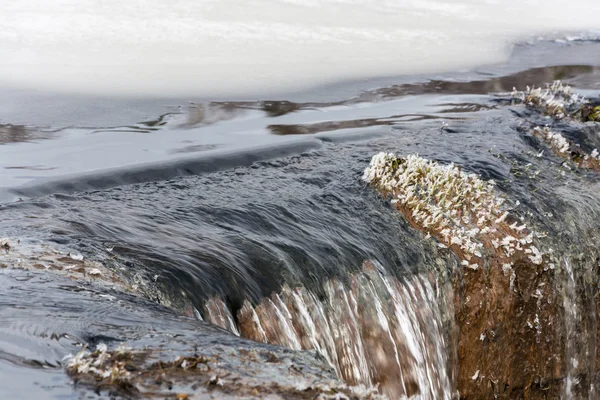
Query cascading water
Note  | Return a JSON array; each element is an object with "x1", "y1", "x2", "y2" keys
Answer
[{"x1": 202, "y1": 260, "x2": 455, "y2": 399}]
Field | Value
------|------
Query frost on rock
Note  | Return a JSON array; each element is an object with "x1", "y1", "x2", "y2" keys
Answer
[
  {"x1": 65, "y1": 344, "x2": 130, "y2": 381},
  {"x1": 511, "y1": 80, "x2": 588, "y2": 121},
  {"x1": 540, "y1": 128, "x2": 570, "y2": 154},
  {"x1": 363, "y1": 153, "x2": 547, "y2": 269},
  {"x1": 532, "y1": 126, "x2": 600, "y2": 171}
]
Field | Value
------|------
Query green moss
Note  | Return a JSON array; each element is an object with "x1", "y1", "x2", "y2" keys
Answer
[{"x1": 586, "y1": 105, "x2": 600, "y2": 122}]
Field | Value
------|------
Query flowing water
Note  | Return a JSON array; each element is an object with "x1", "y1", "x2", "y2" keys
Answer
[{"x1": 1, "y1": 2, "x2": 600, "y2": 398}]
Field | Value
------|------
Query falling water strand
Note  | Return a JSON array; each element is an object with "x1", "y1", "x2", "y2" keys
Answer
[
  {"x1": 206, "y1": 260, "x2": 454, "y2": 399},
  {"x1": 563, "y1": 257, "x2": 579, "y2": 399},
  {"x1": 203, "y1": 298, "x2": 240, "y2": 336}
]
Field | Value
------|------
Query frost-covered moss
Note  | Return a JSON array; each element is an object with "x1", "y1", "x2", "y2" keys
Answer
[
  {"x1": 511, "y1": 80, "x2": 587, "y2": 120},
  {"x1": 532, "y1": 126, "x2": 600, "y2": 171},
  {"x1": 66, "y1": 343, "x2": 133, "y2": 381},
  {"x1": 363, "y1": 153, "x2": 546, "y2": 269}
]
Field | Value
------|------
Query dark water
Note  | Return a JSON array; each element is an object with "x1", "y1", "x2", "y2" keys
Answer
[{"x1": 2, "y1": 40, "x2": 600, "y2": 398}]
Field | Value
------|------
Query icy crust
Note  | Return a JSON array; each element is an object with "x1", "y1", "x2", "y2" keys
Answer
[
  {"x1": 511, "y1": 80, "x2": 600, "y2": 122},
  {"x1": 531, "y1": 126, "x2": 600, "y2": 171},
  {"x1": 65, "y1": 343, "x2": 384, "y2": 400},
  {"x1": 362, "y1": 153, "x2": 547, "y2": 271}
]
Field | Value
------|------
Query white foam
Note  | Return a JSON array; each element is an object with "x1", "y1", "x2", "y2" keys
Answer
[{"x1": 1, "y1": 0, "x2": 599, "y2": 97}]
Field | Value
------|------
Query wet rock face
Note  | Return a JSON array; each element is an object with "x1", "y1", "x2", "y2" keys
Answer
[
  {"x1": 454, "y1": 256, "x2": 562, "y2": 398},
  {"x1": 455, "y1": 253, "x2": 600, "y2": 399}
]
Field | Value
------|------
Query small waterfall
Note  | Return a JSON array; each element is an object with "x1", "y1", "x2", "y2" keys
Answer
[
  {"x1": 561, "y1": 256, "x2": 597, "y2": 399},
  {"x1": 202, "y1": 260, "x2": 455, "y2": 399}
]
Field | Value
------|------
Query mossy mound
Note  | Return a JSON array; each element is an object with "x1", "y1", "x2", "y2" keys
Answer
[
  {"x1": 363, "y1": 152, "x2": 546, "y2": 270},
  {"x1": 511, "y1": 80, "x2": 587, "y2": 121}
]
